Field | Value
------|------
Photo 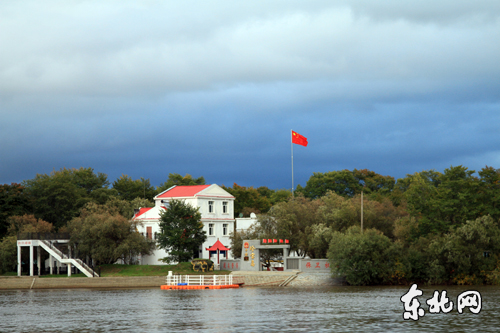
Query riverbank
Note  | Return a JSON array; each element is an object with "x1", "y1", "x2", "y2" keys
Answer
[
  {"x1": 0, "y1": 271, "x2": 344, "y2": 290},
  {"x1": 0, "y1": 276, "x2": 166, "y2": 289}
]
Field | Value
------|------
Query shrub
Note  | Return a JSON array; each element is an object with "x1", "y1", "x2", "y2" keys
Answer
[{"x1": 328, "y1": 226, "x2": 396, "y2": 285}]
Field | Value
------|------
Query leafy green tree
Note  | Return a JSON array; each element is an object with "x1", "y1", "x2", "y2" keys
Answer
[
  {"x1": 316, "y1": 191, "x2": 351, "y2": 231},
  {"x1": 67, "y1": 203, "x2": 154, "y2": 265},
  {"x1": 156, "y1": 173, "x2": 205, "y2": 194},
  {"x1": 307, "y1": 223, "x2": 334, "y2": 258},
  {"x1": 441, "y1": 216, "x2": 500, "y2": 283},
  {"x1": 317, "y1": 191, "x2": 405, "y2": 238},
  {"x1": 328, "y1": 226, "x2": 396, "y2": 285},
  {"x1": 434, "y1": 165, "x2": 480, "y2": 226},
  {"x1": 7, "y1": 214, "x2": 54, "y2": 235},
  {"x1": 304, "y1": 169, "x2": 395, "y2": 199},
  {"x1": 157, "y1": 200, "x2": 206, "y2": 264},
  {"x1": 405, "y1": 166, "x2": 482, "y2": 236},
  {"x1": 304, "y1": 170, "x2": 361, "y2": 198},
  {"x1": 404, "y1": 172, "x2": 440, "y2": 234},
  {"x1": 392, "y1": 215, "x2": 500, "y2": 285},
  {"x1": 391, "y1": 169, "x2": 441, "y2": 207},
  {"x1": 112, "y1": 175, "x2": 156, "y2": 201},
  {"x1": 294, "y1": 184, "x2": 306, "y2": 196},
  {"x1": 0, "y1": 214, "x2": 54, "y2": 274},
  {"x1": 0, "y1": 235, "x2": 17, "y2": 273},
  {"x1": 270, "y1": 189, "x2": 292, "y2": 205},
  {"x1": 477, "y1": 166, "x2": 500, "y2": 220},
  {"x1": 393, "y1": 215, "x2": 419, "y2": 243},
  {"x1": 22, "y1": 167, "x2": 114, "y2": 229},
  {"x1": 0, "y1": 183, "x2": 30, "y2": 239},
  {"x1": 72, "y1": 167, "x2": 111, "y2": 194},
  {"x1": 394, "y1": 239, "x2": 433, "y2": 284},
  {"x1": 103, "y1": 196, "x2": 154, "y2": 220},
  {"x1": 256, "y1": 186, "x2": 274, "y2": 199},
  {"x1": 352, "y1": 169, "x2": 395, "y2": 196},
  {"x1": 265, "y1": 194, "x2": 323, "y2": 257},
  {"x1": 222, "y1": 183, "x2": 271, "y2": 217}
]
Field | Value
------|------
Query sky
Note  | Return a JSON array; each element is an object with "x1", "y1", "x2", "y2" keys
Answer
[{"x1": 1, "y1": 1, "x2": 500, "y2": 190}]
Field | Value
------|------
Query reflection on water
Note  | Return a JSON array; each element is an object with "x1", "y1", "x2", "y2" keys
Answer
[{"x1": 1, "y1": 285, "x2": 499, "y2": 332}]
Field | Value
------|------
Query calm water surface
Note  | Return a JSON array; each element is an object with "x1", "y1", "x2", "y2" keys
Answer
[{"x1": 1, "y1": 285, "x2": 499, "y2": 332}]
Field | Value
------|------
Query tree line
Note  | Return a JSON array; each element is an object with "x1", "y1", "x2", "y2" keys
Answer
[
  {"x1": 0, "y1": 168, "x2": 206, "y2": 273},
  {"x1": 230, "y1": 166, "x2": 500, "y2": 285},
  {"x1": 0, "y1": 167, "x2": 285, "y2": 272},
  {"x1": 2, "y1": 165, "x2": 500, "y2": 286}
]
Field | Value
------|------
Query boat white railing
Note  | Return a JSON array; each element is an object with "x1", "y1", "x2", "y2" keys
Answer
[{"x1": 165, "y1": 274, "x2": 233, "y2": 286}]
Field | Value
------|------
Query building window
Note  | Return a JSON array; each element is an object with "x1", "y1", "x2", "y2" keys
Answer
[
  {"x1": 209, "y1": 223, "x2": 214, "y2": 236},
  {"x1": 147, "y1": 226, "x2": 152, "y2": 240},
  {"x1": 223, "y1": 224, "x2": 228, "y2": 236},
  {"x1": 222, "y1": 201, "x2": 228, "y2": 214},
  {"x1": 208, "y1": 201, "x2": 214, "y2": 213}
]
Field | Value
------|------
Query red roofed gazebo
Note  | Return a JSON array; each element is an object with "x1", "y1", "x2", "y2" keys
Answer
[{"x1": 205, "y1": 239, "x2": 231, "y2": 264}]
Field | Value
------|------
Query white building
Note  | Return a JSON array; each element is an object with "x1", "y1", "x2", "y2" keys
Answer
[
  {"x1": 235, "y1": 212, "x2": 258, "y2": 233},
  {"x1": 133, "y1": 184, "x2": 235, "y2": 265}
]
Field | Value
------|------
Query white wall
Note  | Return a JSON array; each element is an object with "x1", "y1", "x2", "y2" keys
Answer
[{"x1": 235, "y1": 213, "x2": 258, "y2": 232}]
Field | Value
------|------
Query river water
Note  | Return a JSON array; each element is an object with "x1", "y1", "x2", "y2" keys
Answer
[{"x1": 1, "y1": 285, "x2": 499, "y2": 332}]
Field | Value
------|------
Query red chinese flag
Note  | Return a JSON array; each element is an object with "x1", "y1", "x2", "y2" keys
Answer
[
  {"x1": 268, "y1": 239, "x2": 272, "y2": 243},
  {"x1": 263, "y1": 239, "x2": 267, "y2": 243},
  {"x1": 292, "y1": 130, "x2": 308, "y2": 147},
  {"x1": 285, "y1": 239, "x2": 289, "y2": 244},
  {"x1": 273, "y1": 239, "x2": 277, "y2": 243},
  {"x1": 279, "y1": 239, "x2": 283, "y2": 244}
]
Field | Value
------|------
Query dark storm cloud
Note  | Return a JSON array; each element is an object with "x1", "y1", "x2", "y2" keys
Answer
[{"x1": 1, "y1": 1, "x2": 499, "y2": 189}]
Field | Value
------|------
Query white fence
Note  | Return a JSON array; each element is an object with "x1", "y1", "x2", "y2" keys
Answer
[{"x1": 165, "y1": 274, "x2": 234, "y2": 286}]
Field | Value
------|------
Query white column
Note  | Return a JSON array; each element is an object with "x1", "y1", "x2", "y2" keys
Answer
[
  {"x1": 283, "y1": 248, "x2": 287, "y2": 271},
  {"x1": 49, "y1": 254, "x2": 53, "y2": 275},
  {"x1": 17, "y1": 244, "x2": 21, "y2": 277},
  {"x1": 29, "y1": 245, "x2": 34, "y2": 277},
  {"x1": 68, "y1": 246, "x2": 72, "y2": 276},
  {"x1": 37, "y1": 246, "x2": 41, "y2": 276}
]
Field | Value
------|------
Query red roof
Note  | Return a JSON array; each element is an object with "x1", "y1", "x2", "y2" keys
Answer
[
  {"x1": 205, "y1": 239, "x2": 231, "y2": 251},
  {"x1": 134, "y1": 207, "x2": 152, "y2": 218},
  {"x1": 157, "y1": 185, "x2": 211, "y2": 198}
]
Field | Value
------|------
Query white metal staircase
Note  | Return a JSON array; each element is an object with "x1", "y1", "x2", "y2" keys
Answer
[{"x1": 39, "y1": 240, "x2": 99, "y2": 278}]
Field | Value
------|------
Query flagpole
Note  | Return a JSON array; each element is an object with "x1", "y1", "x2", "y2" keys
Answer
[{"x1": 291, "y1": 129, "x2": 294, "y2": 197}]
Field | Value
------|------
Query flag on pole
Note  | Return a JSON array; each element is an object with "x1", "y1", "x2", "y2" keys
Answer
[{"x1": 292, "y1": 131, "x2": 308, "y2": 147}]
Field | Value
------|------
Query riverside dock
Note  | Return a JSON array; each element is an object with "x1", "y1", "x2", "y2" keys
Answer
[{"x1": 161, "y1": 273, "x2": 240, "y2": 290}]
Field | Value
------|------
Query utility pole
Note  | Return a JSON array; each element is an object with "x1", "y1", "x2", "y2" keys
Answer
[{"x1": 361, "y1": 190, "x2": 363, "y2": 234}]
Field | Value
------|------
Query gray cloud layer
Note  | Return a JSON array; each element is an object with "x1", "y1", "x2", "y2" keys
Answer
[
  {"x1": 2, "y1": 1, "x2": 499, "y2": 96},
  {"x1": 1, "y1": 1, "x2": 499, "y2": 188}
]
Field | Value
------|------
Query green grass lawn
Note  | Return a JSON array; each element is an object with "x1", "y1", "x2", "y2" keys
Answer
[{"x1": 99, "y1": 262, "x2": 231, "y2": 277}]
